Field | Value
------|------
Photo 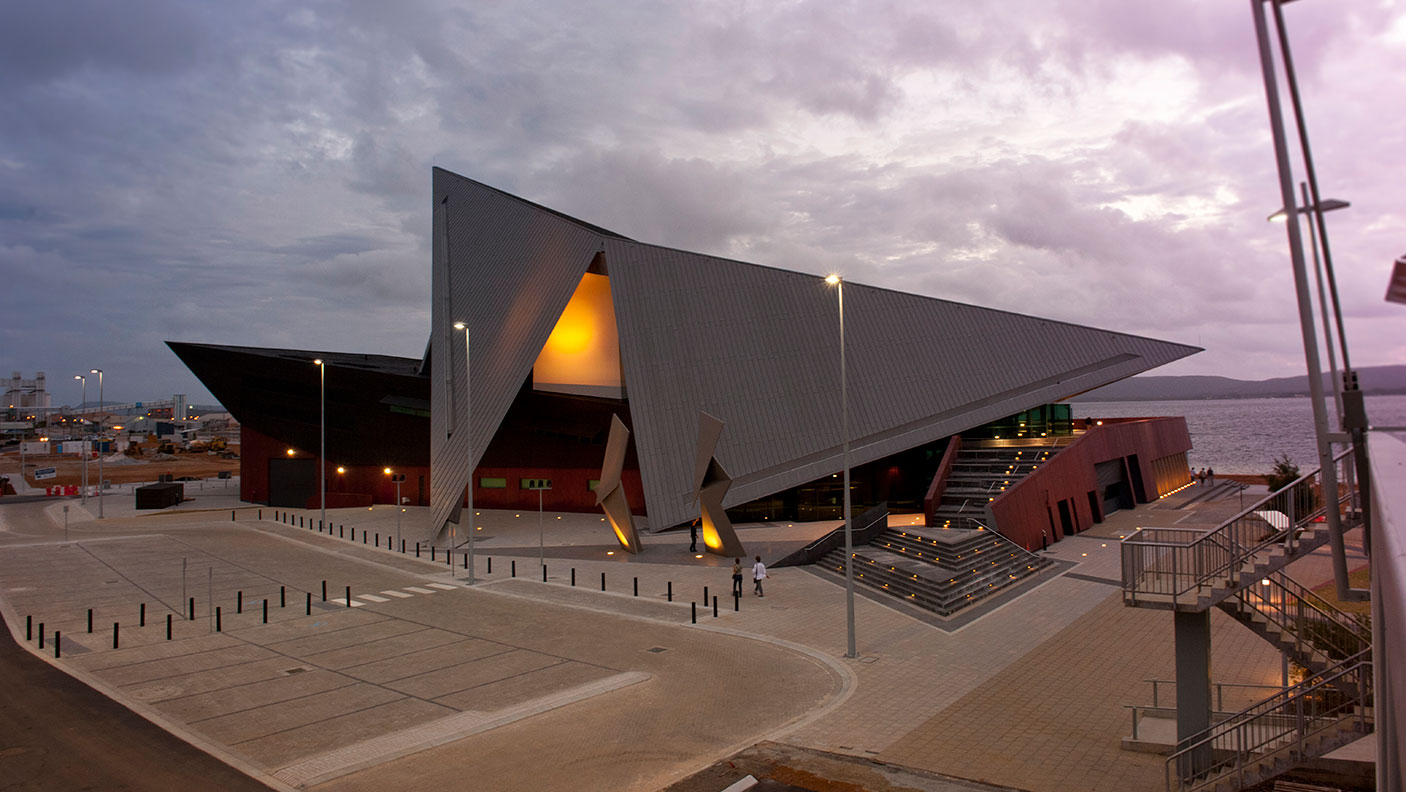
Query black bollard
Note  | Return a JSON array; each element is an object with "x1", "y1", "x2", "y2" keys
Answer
[
  {"x1": 237, "y1": 591, "x2": 243, "y2": 614},
  {"x1": 401, "y1": 539, "x2": 405, "y2": 553},
  {"x1": 488, "y1": 557, "x2": 492, "y2": 574},
  {"x1": 713, "y1": 596, "x2": 718, "y2": 618},
  {"x1": 668, "y1": 581, "x2": 673, "y2": 602},
  {"x1": 232, "y1": 510, "x2": 235, "y2": 521},
  {"x1": 281, "y1": 586, "x2": 286, "y2": 608},
  {"x1": 263, "y1": 599, "x2": 268, "y2": 624},
  {"x1": 634, "y1": 577, "x2": 638, "y2": 597},
  {"x1": 26, "y1": 615, "x2": 32, "y2": 641},
  {"x1": 188, "y1": 597, "x2": 195, "y2": 620},
  {"x1": 543, "y1": 564, "x2": 547, "y2": 582},
  {"x1": 140, "y1": 603, "x2": 146, "y2": 627},
  {"x1": 113, "y1": 621, "x2": 120, "y2": 648},
  {"x1": 339, "y1": 525, "x2": 344, "y2": 539},
  {"x1": 215, "y1": 607, "x2": 221, "y2": 632},
  {"x1": 88, "y1": 608, "x2": 93, "y2": 633},
  {"x1": 734, "y1": 592, "x2": 739, "y2": 612},
  {"x1": 704, "y1": 585, "x2": 709, "y2": 605},
  {"x1": 322, "y1": 580, "x2": 327, "y2": 601},
  {"x1": 345, "y1": 586, "x2": 351, "y2": 607},
  {"x1": 55, "y1": 631, "x2": 60, "y2": 659},
  {"x1": 306, "y1": 592, "x2": 311, "y2": 615},
  {"x1": 416, "y1": 542, "x2": 421, "y2": 558},
  {"x1": 363, "y1": 530, "x2": 367, "y2": 544},
  {"x1": 375, "y1": 532, "x2": 379, "y2": 546},
  {"x1": 39, "y1": 623, "x2": 45, "y2": 649},
  {"x1": 571, "y1": 568, "x2": 576, "y2": 587},
  {"x1": 166, "y1": 613, "x2": 172, "y2": 640},
  {"x1": 512, "y1": 560, "x2": 516, "y2": 578},
  {"x1": 601, "y1": 572, "x2": 606, "y2": 592},
  {"x1": 691, "y1": 603, "x2": 696, "y2": 624},
  {"x1": 259, "y1": 509, "x2": 262, "y2": 520},
  {"x1": 432, "y1": 546, "x2": 436, "y2": 562}
]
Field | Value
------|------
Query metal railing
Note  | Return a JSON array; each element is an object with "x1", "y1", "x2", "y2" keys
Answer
[
  {"x1": 1226, "y1": 569, "x2": 1370, "y2": 666},
  {"x1": 1166, "y1": 649, "x2": 1372, "y2": 792},
  {"x1": 1122, "y1": 449, "x2": 1357, "y2": 608}
]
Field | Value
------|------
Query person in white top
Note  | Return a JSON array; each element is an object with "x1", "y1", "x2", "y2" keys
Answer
[{"x1": 752, "y1": 556, "x2": 767, "y2": 597}]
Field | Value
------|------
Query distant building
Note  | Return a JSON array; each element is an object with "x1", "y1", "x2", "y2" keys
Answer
[{"x1": 4, "y1": 371, "x2": 51, "y2": 413}]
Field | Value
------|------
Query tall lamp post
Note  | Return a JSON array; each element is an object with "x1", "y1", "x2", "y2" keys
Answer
[
  {"x1": 385, "y1": 468, "x2": 405, "y2": 549},
  {"x1": 314, "y1": 359, "x2": 326, "y2": 532},
  {"x1": 90, "y1": 368, "x2": 104, "y2": 518},
  {"x1": 824, "y1": 274, "x2": 856, "y2": 659},
  {"x1": 453, "y1": 321, "x2": 474, "y2": 584},
  {"x1": 74, "y1": 375, "x2": 87, "y2": 504}
]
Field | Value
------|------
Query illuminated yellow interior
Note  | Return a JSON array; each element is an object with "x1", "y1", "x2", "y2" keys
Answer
[{"x1": 533, "y1": 272, "x2": 623, "y2": 397}]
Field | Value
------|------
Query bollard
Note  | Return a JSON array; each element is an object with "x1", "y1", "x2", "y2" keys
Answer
[
  {"x1": 259, "y1": 509, "x2": 262, "y2": 520},
  {"x1": 634, "y1": 577, "x2": 638, "y2": 597},
  {"x1": 401, "y1": 539, "x2": 405, "y2": 553},
  {"x1": 39, "y1": 623, "x2": 45, "y2": 649},
  {"x1": 571, "y1": 568, "x2": 576, "y2": 587},
  {"x1": 713, "y1": 596, "x2": 718, "y2": 618},
  {"x1": 306, "y1": 592, "x2": 311, "y2": 615},
  {"x1": 232, "y1": 510, "x2": 235, "y2": 521},
  {"x1": 691, "y1": 603, "x2": 696, "y2": 624},
  {"x1": 300, "y1": 516, "x2": 303, "y2": 528},
  {"x1": 166, "y1": 614, "x2": 172, "y2": 640},
  {"x1": 215, "y1": 608, "x2": 221, "y2": 632},
  {"x1": 281, "y1": 586, "x2": 286, "y2": 608},
  {"x1": 263, "y1": 599, "x2": 268, "y2": 624},
  {"x1": 140, "y1": 603, "x2": 146, "y2": 627},
  {"x1": 432, "y1": 546, "x2": 436, "y2": 562},
  {"x1": 601, "y1": 572, "x2": 606, "y2": 592},
  {"x1": 345, "y1": 586, "x2": 351, "y2": 607},
  {"x1": 512, "y1": 560, "x2": 517, "y2": 578},
  {"x1": 237, "y1": 591, "x2": 243, "y2": 614},
  {"x1": 322, "y1": 580, "x2": 327, "y2": 601},
  {"x1": 188, "y1": 597, "x2": 195, "y2": 620},
  {"x1": 88, "y1": 608, "x2": 93, "y2": 633},
  {"x1": 734, "y1": 592, "x2": 739, "y2": 612},
  {"x1": 55, "y1": 631, "x2": 60, "y2": 659},
  {"x1": 704, "y1": 586, "x2": 709, "y2": 606},
  {"x1": 363, "y1": 530, "x2": 367, "y2": 544},
  {"x1": 543, "y1": 564, "x2": 547, "y2": 582},
  {"x1": 416, "y1": 542, "x2": 421, "y2": 558},
  {"x1": 375, "y1": 532, "x2": 379, "y2": 546},
  {"x1": 668, "y1": 581, "x2": 673, "y2": 602},
  {"x1": 113, "y1": 621, "x2": 120, "y2": 648},
  {"x1": 339, "y1": 525, "x2": 344, "y2": 539},
  {"x1": 26, "y1": 615, "x2": 32, "y2": 641},
  {"x1": 488, "y1": 557, "x2": 492, "y2": 574}
]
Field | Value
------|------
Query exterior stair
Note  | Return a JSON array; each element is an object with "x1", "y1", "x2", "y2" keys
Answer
[
  {"x1": 930, "y1": 443, "x2": 1060, "y2": 530},
  {"x1": 815, "y1": 526, "x2": 1050, "y2": 616}
]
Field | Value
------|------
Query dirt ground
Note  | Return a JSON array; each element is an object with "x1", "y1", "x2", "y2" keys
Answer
[{"x1": 0, "y1": 450, "x2": 239, "y2": 488}]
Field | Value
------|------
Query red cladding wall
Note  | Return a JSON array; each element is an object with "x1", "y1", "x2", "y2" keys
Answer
[{"x1": 990, "y1": 417, "x2": 1193, "y2": 550}]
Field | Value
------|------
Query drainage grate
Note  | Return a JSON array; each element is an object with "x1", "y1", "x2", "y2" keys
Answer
[{"x1": 645, "y1": 647, "x2": 670, "y2": 654}]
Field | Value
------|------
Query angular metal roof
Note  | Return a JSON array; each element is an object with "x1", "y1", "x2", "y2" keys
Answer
[{"x1": 429, "y1": 169, "x2": 1200, "y2": 537}]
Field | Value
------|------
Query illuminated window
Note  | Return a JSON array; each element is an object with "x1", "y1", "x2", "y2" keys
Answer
[
  {"x1": 532, "y1": 272, "x2": 623, "y2": 398},
  {"x1": 479, "y1": 477, "x2": 507, "y2": 489}
]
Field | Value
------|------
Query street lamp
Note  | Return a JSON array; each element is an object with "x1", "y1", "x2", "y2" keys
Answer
[
  {"x1": 314, "y1": 359, "x2": 326, "y2": 532},
  {"x1": 385, "y1": 467, "x2": 405, "y2": 549},
  {"x1": 825, "y1": 274, "x2": 856, "y2": 659},
  {"x1": 74, "y1": 375, "x2": 87, "y2": 505},
  {"x1": 90, "y1": 368, "x2": 104, "y2": 518},
  {"x1": 453, "y1": 321, "x2": 474, "y2": 584}
]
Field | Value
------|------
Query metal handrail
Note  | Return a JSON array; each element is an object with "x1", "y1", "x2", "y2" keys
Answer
[
  {"x1": 1229, "y1": 570, "x2": 1370, "y2": 664},
  {"x1": 1122, "y1": 448, "x2": 1355, "y2": 607},
  {"x1": 1165, "y1": 649, "x2": 1372, "y2": 792}
]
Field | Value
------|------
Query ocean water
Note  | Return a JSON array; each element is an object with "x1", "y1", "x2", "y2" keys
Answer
[{"x1": 1067, "y1": 394, "x2": 1406, "y2": 476}]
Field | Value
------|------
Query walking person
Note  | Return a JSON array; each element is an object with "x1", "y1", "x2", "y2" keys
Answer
[
  {"x1": 689, "y1": 520, "x2": 698, "y2": 553},
  {"x1": 732, "y1": 558, "x2": 743, "y2": 598},
  {"x1": 1207, "y1": 467, "x2": 1215, "y2": 486},
  {"x1": 752, "y1": 555, "x2": 767, "y2": 597}
]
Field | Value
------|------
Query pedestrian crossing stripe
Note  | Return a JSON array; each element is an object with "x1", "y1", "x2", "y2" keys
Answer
[
  {"x1": 356, "y1": 594, "x2": 390, "y2": 603},
  {"x1": 381, "y1": 590, "x2": 413, "y2": 598}
]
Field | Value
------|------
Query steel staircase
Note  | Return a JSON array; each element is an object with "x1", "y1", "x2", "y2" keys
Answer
[
  {"x1": 1121, "y1": 449, "x2": 1373, "y2": 791},
  {"x1": 930, "y1": 443, "x2": 1062, "y2": 530}
]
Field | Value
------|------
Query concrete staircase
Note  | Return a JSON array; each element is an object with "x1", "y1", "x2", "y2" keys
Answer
[
  {"x1": 815, "y1": 526, "x2": 1050, "y2": 617},
  {"x1": 930, "y1": 444, "x2": 1059, "y2": 530}
]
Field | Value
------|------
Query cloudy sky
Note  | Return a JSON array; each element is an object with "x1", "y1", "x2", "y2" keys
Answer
[{"x1": 2, "y1": 0, "x2": 1403, "y2": 407}]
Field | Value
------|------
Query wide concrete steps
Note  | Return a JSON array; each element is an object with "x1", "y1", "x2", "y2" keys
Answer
[{"x1": 815, "y1": 527, "x2": 1049, "y2": 616}]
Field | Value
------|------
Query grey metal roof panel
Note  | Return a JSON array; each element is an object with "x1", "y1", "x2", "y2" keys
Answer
[
  {"x1": 603, "y1": 239, "x2": 1199, "y2": 531},
  {"x1": 427, "y1": 169, "x2": 616, "y2": 539}
]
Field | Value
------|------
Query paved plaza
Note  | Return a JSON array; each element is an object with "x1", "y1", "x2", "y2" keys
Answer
[{"x1": 0, "y1": 480, "x2": 1316, "y2": 791}]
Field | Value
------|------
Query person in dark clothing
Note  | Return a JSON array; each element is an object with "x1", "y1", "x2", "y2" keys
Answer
[
  {"x1": 732, "y1": 558, "x2": 743, "y2": 598},
  {"x1": 689, "y1": 521, "x2": 698, "y2": 552}
]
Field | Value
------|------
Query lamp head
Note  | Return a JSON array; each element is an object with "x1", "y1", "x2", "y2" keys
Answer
[
  {"x1": 384, "y1": 467, "x2": 392, "y2": 475},
  {"x1": 313, "y1": 358, "x2": 323, "y2": 365},
  {"x1": 824, "y1": 274, "x2": 841, "y2": 285},
  {"x1": 453, "y1": 321, "x2": 467, "y2": 330}
]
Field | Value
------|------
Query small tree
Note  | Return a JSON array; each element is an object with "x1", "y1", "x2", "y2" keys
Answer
[{"x1": 1266, "y1": 454, "x2": 1300, "y2": 492}]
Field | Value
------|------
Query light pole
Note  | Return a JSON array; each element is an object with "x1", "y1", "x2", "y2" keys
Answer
[
  {"x1": 90, "y1": 368, "x2": 104, "y2": 518},
  {"x1": 314, "y1": 359, "x2": 326, "y2": 533},
  {"x1": 385, "y1": 468, "x2": 405, "y2": 549},
  {"x1": 74, "y1": 375, "x2": 87, "y2": 504},
  {"x1": 825, "y1": 274, "x2": 856, "y2": 659},
  {"x1": 453, "y1": 321, "x2": 474, "y2": 584}
]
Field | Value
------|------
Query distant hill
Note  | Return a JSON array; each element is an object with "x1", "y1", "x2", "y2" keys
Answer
[{"x1": 1071, "y1": 364, "x2": 1406, "y2": 402}]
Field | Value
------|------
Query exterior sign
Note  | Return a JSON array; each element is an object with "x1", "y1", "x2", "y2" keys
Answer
[
  {"x1": 522, "y1": 478, "x2": 552, "y2": 490},
  {"x1": 34, "y1": 467, "x2": 57, "y2": 480}
]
